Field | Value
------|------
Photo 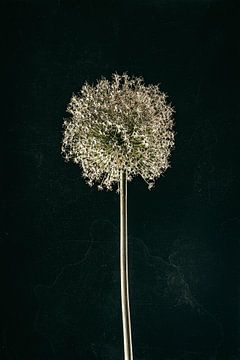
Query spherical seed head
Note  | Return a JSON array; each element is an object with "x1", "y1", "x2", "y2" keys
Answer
[{"x1": 61, "y1": 73, "x2": 175, "y2": 191}]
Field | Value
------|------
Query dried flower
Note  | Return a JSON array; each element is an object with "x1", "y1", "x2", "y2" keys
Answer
[{"x1": 61, "y1": 73, "x2": 175, "y2": 191}]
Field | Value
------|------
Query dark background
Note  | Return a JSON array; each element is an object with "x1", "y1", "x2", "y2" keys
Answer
[{"x1": 1, "y1": 0, "x2": 240, "y2": 359}]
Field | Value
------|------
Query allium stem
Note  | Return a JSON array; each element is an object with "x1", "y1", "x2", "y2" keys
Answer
[{"x1": 120, "y1": 170, "x2": 133, "y2": 360}]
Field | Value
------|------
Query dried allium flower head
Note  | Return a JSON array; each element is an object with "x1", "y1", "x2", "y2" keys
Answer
[{"x1": 61, "y1": 73, "x2": 175, "y2": 191}]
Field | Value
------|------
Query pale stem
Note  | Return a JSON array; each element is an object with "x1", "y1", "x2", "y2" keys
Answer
[{"x1": 120, "y1": 169, "x2": 133, "y2": 360}]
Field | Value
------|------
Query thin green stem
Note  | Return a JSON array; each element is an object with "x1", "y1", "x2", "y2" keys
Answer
[{"x1": 120, "y1": 169, "x2": 133, "y2": 360}]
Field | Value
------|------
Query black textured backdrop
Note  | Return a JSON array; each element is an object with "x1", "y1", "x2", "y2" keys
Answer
[{"x1": 2, "y1": 0, "x2": 240, "y2": 359}]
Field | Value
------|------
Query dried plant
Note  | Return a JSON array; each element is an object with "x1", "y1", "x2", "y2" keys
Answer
[
  {"x1": 61, "y1": 73, "x2": 174, "y2": 192},
  {"x1": 61, "y1": 73, "x2": 175, "y2": 360}
]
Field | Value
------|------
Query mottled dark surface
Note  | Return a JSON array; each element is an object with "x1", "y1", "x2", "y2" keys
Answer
[{"x1": 1, "y1": 0, "x2": 240, "y2": 359}]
